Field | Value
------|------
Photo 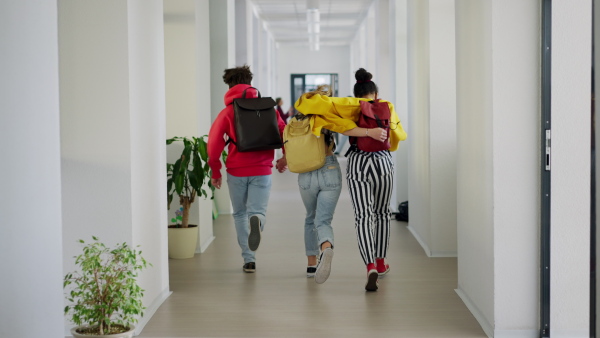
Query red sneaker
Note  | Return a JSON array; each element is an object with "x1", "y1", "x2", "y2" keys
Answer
[{"x1": 376, "y1": 258, "x2": 390, "y2": 277}]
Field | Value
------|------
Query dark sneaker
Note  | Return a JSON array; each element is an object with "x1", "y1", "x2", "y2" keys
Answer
[
  {"x1": 243, "y1": 262, "x2": 256, "y2": 273},
  {"x1": 307, "y1": 266, "x2": 317, "y2": 278},
  {"x1": 248, "y1": 215, "x2": 261, "y2": 251},
  {"x1": 315, "y1": 248, "x2": 334, "y2": 284},
  {"x1": 365, "y1": 269, "x2": 379, "y2": 291}
]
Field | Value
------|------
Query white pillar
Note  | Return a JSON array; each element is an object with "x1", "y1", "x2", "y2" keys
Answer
[
  {"x1": 59, "y1": 1, "x2": 170, "y2": 334},
  {"x1": 209, "y1": 0, "x2": 235, "y2": 216},
  {"x1": 0, "y1": 3, "x2": 64, "y2": 337},
  {"x1": 551, "y1": 0, "x2": 592, "y2": 336},
  {"x1": 455, "y1": 0, "x2": 540, "y2": 336},
  {"x1": 392, "y1": 0, "x2": 410, "y2": 204},
  {"x1": 406, "y1": 0, "x2": 457, "y2": 257},
  {"x1": 235, "y1": 0, "x2": 252, "y2": 66},
  {"x1": 127, "y1": 2, "x2": 172, "y2": 332},
  {"x1": 164, "y1": 0, "x2": 217, "y2": 252},
  {"x1": 209, "y1": 0, "x2": 235, "y2": 121}
]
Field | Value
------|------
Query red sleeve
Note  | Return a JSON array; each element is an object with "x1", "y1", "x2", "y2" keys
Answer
[{"x1": 207, "y1": 112, "x2": 229, "y2": 179}]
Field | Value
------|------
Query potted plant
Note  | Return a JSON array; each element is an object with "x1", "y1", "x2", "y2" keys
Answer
[
  {"x1": 166, "y1": 136, "x2": 222, "y2": 259},
  {"x1": 63, "y1": 237, "x2": 149, "y2": 338}
]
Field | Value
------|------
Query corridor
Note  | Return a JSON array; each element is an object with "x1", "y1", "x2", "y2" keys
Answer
[{"x1": 139, "y1": 157, "x2": 486, "y2": 338}]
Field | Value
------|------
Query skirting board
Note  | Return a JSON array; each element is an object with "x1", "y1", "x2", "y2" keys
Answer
[
  {"x1": 134, "y1": 287, "x2": 172, "y2": 335},
  {"x1": 494, "y1": 330, "x2": 538, "y2": 338},
  {"x1": 549, "y1": 330, "x2": 590, "y2": 338},
  {"x1": 406, "y1": 225, "x2": 457, "y2": 258},
  {"x1": 197, "y1": 235, "x2": 215, "y2": 253},
  {"x1": 455, "y1": 288, "x2": 493, "y2": 338}
]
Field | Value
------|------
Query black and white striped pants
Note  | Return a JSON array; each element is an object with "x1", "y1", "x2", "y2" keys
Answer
[{"x1": 346, "y1": 149, "x2": 394, "y2": 265}]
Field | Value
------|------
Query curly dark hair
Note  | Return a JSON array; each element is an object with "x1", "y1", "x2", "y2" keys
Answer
[
  {"x1": 353, "y1": 68, "x2": 379, "y2": 98},
  {"x1": 223, "y1": 65, "x2": 253, "y2": 88}
]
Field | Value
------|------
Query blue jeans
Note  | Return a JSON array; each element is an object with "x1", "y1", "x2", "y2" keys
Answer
[
  {"x1": 227, "y1": 174, "x2": 272, "y2": 263},
  {"x1": 298, "y1": 155, "x2": 342, "y2": 256}
]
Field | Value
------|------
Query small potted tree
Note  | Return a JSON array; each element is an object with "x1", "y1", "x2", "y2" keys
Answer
[
  {"x1": 63, "y1": 237, "x2": 149, "y2": 338},
  {"x1": 166, "y1": 136, "x2": 222, "y2": 259}
]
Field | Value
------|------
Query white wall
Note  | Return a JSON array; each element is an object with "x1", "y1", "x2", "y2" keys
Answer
[
  {"x1": 127, "y1": 1, "x2": 171, "y2": 333},
  {"x1": 551, "y1": 0, "x2": 592, "y2": 336},
  {"x1": 59, "y1": 1, "x2": 170, "y2": 334},
  {"x1": 407, "y1": 0, "x2": 432, "y2": 255},
  {"x1": 392, "y1": 0, "x2": 410, "y2": 204},
  {"x1": 454, "y1": 0, "x2": 495, "y2": 334},
  {"x1": 455, "y1": 1, "x2": 540, "y2": 336},
  {"x1": 428, "y1": 0, "x2": 457, "y2": 257},
  {"x1": 491, "y1": 1, "x2": 540, "y2": 336},
  {"x1": 406, "y1": 0, "x2": 458, "y2": 258},
  {"x1": 276, "y1": 45, "x2": 352, "y2": 107},
  {"x1": 196, "y1": 0, "x2": 218, "y2": 250},
  {"x1": 164, "y1": 0, "x2": 215, "y2": 252},
  {"x1": 0, "y1": 2, "x2": 65, "y2": 337},
  {"x1": 209, "y1": 0, "x2": 235, "y2": 216},
  {"x1": 209, "y1": 0, "x2": 235, "y2": 122},
  {"x1": 59, "y1": 0, "x2": 133, "y2": 265}
]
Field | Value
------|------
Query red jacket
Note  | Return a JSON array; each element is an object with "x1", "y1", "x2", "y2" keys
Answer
[{"x1": 207, "y1": 84, "x2": 286, "y2": 179}]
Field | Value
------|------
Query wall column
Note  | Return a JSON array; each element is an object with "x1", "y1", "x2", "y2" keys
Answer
[
  {"x1": 392, "y1": 0, "x2": 410, "y2": 204},
  {"x1": 164, "y1": 0, "x2": 216, "y2": 252},
  {"x1": 209, "y1": 0, "x2": 235, "y2": 215},
  {"x1": 0, "y1": 3, "x2": 64, "y2": 337},
  {"x1": 455, "y1": 0, "x2": 540, "y2": 336},
  {"x1": 59, "y1": 1, "x2": 169, "y2": 334},
  {"x1": 550, "y1": 0, "x2": 592, "y2": 336},
  {"x1": 406, "y1": 0, "x2": 457, "y2": 257}
]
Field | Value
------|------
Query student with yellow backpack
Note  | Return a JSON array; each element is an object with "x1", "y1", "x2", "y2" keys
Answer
[{"x1": 276, "y1": 85, "x2": 340, "y2": 284}]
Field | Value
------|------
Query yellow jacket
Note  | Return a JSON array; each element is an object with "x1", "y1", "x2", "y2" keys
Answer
[{"x1": 294, "y1": 94, "x2": 408, "y2": 151}]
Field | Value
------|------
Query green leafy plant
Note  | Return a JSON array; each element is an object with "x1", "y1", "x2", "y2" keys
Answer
[
  {"x1": 63, "y1": 237, "x2": 149, "y2": 336},
  {"x1": 167, "y1": 136, "x2": 225, "y2": 228}
]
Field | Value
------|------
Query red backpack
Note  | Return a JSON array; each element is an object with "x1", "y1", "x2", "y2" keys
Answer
[{"x1": 352, "y1": 99, "x2": 391, "y2": 152}]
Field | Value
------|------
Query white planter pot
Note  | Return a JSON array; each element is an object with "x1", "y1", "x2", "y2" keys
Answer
[
  {"x1": 168, "y1": 225, "x2": 199, "y2": 259},
  {"x1": 71, "y1": 325, "x2": 134, "y2": 338}
]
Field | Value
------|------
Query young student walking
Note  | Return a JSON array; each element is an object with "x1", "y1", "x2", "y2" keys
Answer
[
  {"x1": 207, "y1": 65, "x2": 286, "y2": 273},
  {"x1": 293, "y1": 68, "x2": 407, "y2": 291},
  {"x1": 276, "y1": 85, "x2": 341, "y2": 285}
]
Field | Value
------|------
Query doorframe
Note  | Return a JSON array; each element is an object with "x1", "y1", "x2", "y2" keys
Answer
[{"x1": 540, "y1": 0, "x2": 552, "y2": 336}]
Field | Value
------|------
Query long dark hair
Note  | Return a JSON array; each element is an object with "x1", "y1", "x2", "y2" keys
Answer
[{"x1": 353, "y1": 68, "x2": 378, "y2": 98}]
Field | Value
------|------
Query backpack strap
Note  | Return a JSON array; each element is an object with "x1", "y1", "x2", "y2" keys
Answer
[
  {"x1": 241, "y1": 87, "x2": 262, "y2": 99},
  {"x1": 225, "y1": 137, "x2": 236, "y2": 146}
]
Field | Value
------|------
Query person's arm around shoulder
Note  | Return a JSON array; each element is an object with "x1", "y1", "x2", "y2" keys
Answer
[
  {"x1": 342, "y1": 126, "x2": 388, "y2": 143},
  {"x1": 387, "y1": 101, "x2": 407, "y2": 152}
]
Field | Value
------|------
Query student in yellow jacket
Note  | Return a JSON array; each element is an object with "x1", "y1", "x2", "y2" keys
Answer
[{"x1": 294, "y1": 68, "x2": 407, "y2": 291}]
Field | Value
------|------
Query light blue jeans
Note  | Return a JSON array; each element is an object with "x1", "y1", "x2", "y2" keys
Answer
[
  {"x1": 227, "y1": 174, "x2": 271, "y2": 263},
  {"x1": 298, "y1": 155, "x2": 342, "y2": 256}
]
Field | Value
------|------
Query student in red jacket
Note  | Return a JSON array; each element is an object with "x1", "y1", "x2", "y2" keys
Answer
[{"x1": 207, "y1": 65, "x2": 286, "y2": 273}]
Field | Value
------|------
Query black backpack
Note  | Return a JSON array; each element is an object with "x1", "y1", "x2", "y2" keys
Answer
[
  {"x1": 231, "y1": 87, "x2": 283, "y2": 152},
  {"x1": 395, "y1": 201, "x2": 409, "y2": 222}
]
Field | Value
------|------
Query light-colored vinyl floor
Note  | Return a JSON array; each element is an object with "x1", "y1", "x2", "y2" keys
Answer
[{"x1": 139, "y1": 156, "x2": 486, "y2": 338}]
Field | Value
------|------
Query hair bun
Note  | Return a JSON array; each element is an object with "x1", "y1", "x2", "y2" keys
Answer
[{"x1": 355, "y1": 68, "x2": 373, "y2": 82}]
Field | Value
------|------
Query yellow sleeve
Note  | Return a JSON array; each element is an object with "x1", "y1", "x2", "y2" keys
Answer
[
  {"x1": 294, "y1": 94, "x2": 408, "y2": 147},
  {"x1": 387, "y1": 102, "x2": 407, "y2": 152},
  {"x1": 294, "y1": 94, "x2": 361, "y2": 136}
]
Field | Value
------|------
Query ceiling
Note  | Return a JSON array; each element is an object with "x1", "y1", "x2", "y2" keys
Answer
[{"x1": 251, "y1": 0, "x2": 374, "y2": 47}]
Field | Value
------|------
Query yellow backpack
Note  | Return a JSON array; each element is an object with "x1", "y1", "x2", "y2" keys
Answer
[{"x1": 283, "y1": 115, "x2": 326, "y2": 173}]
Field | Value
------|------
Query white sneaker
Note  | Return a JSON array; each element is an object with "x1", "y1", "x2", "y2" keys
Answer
[{"x1": 315, "y1": 248, "x2": 333, "y2": 284}]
